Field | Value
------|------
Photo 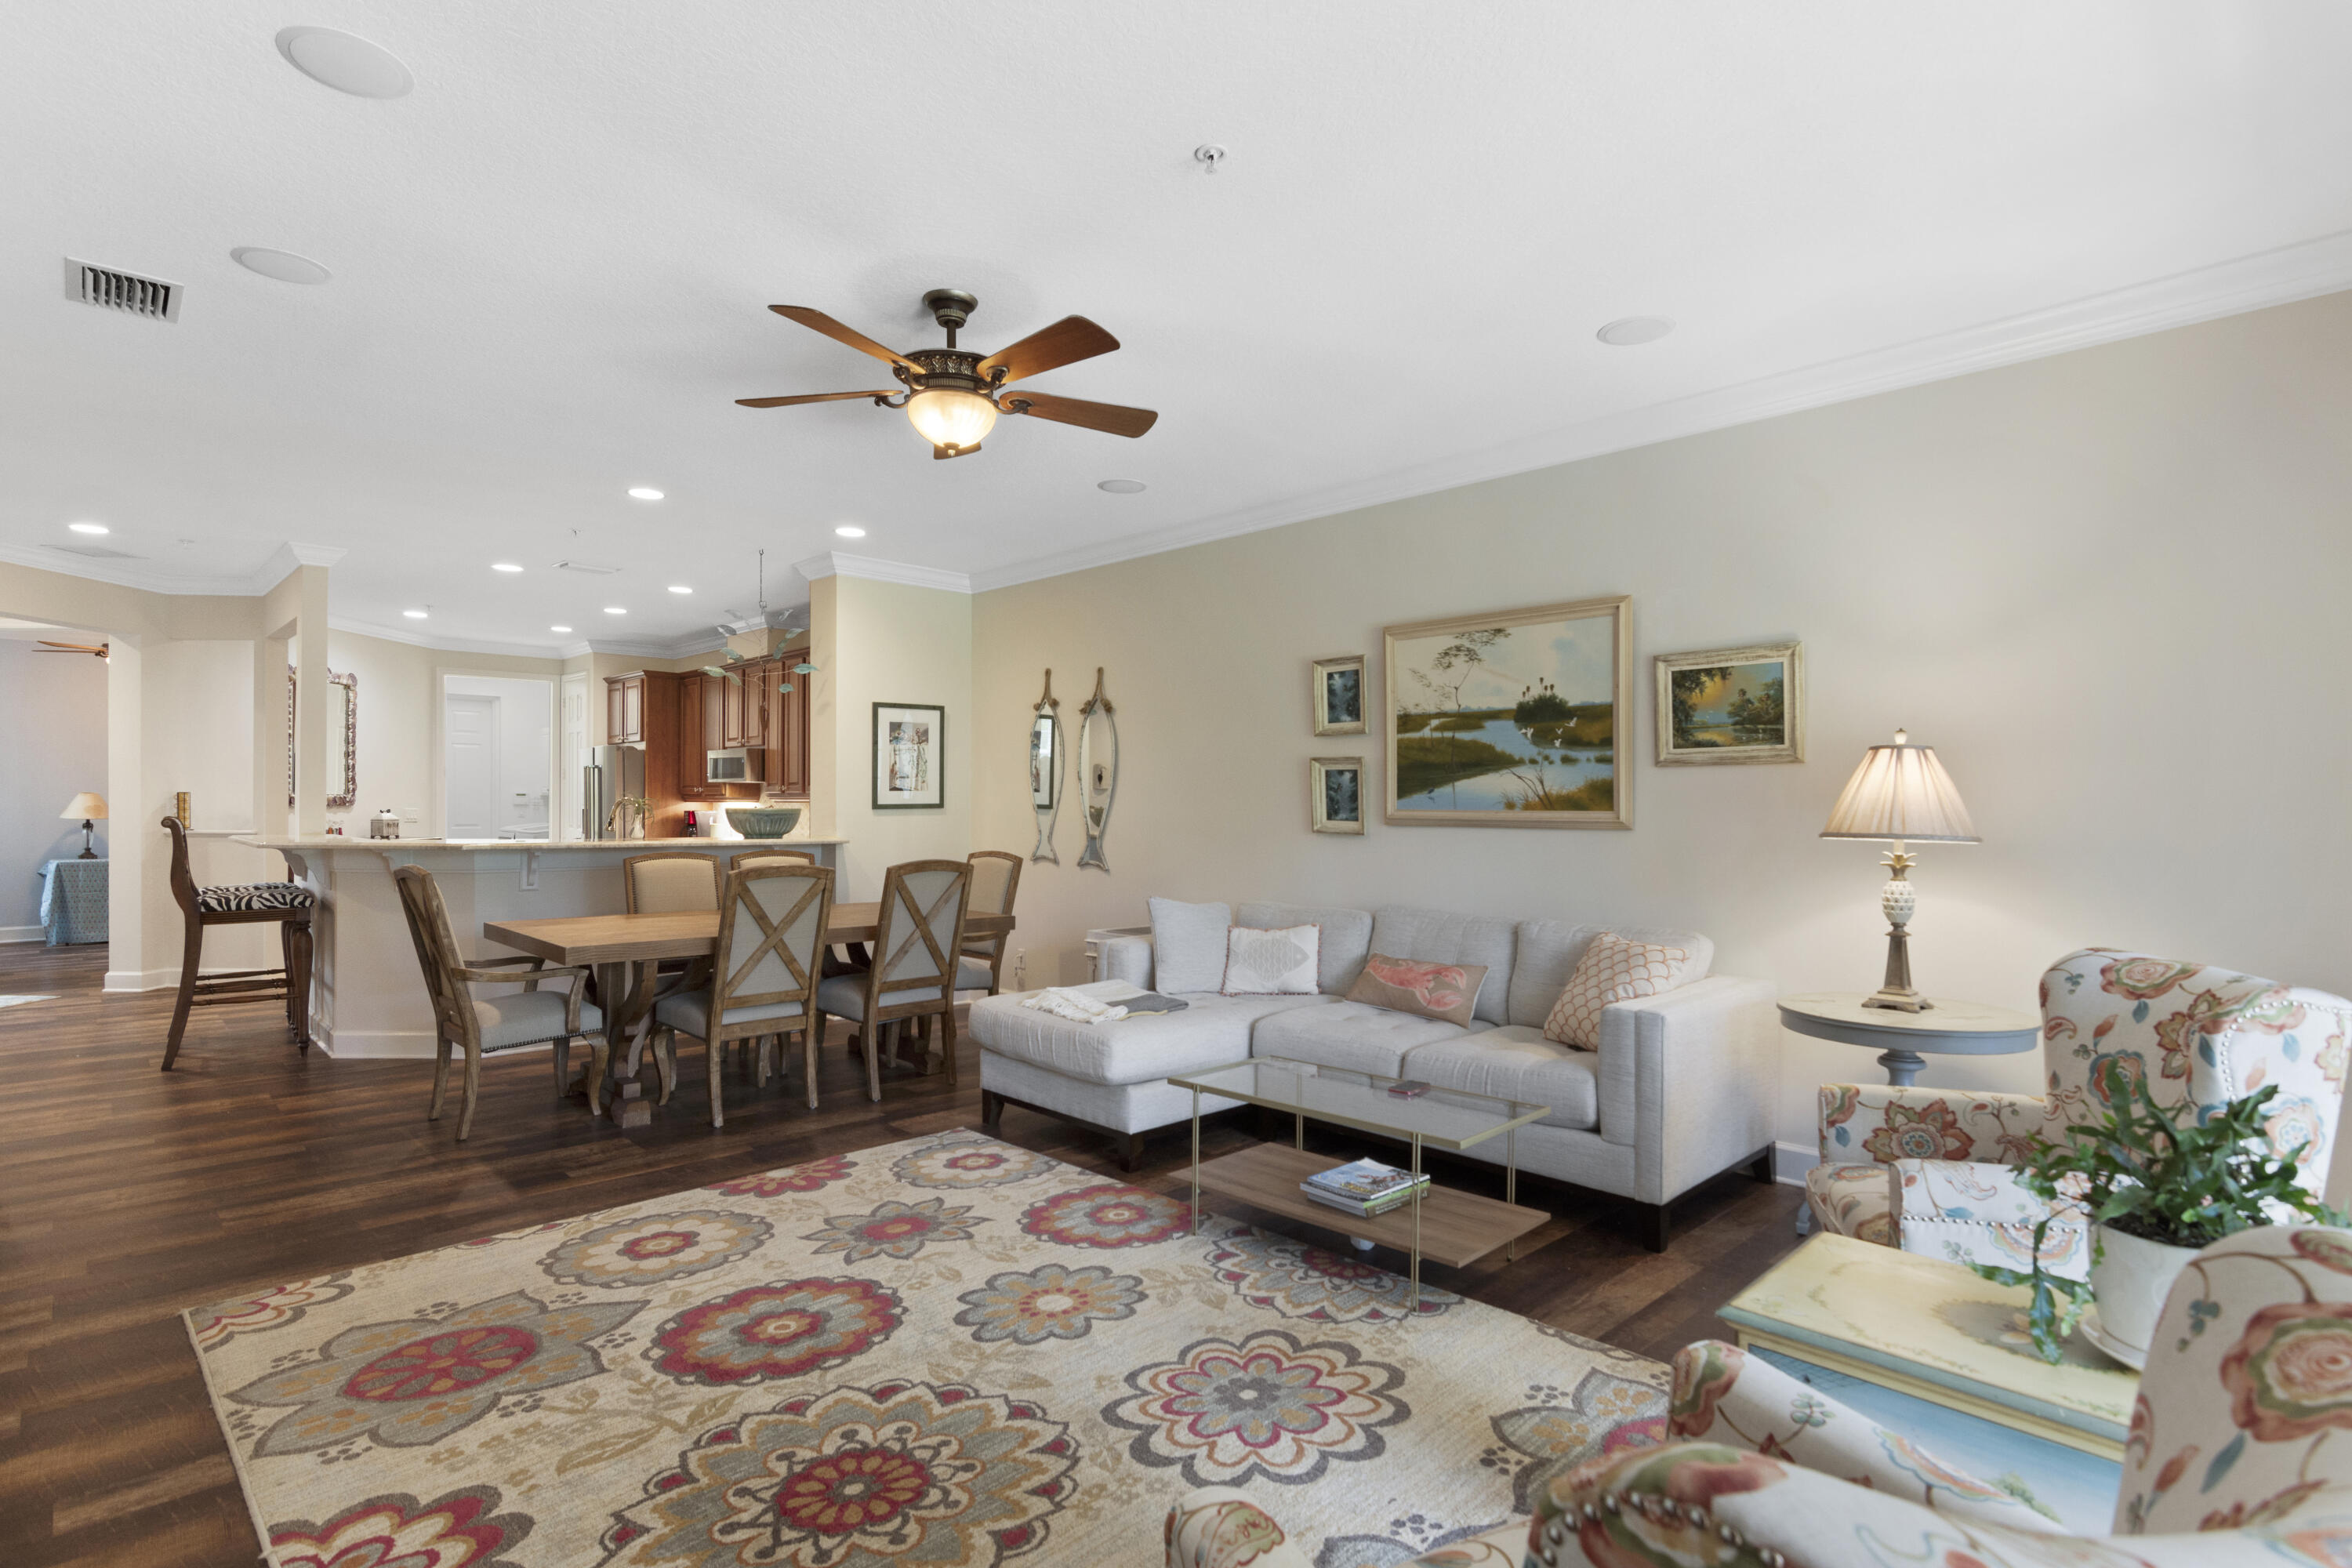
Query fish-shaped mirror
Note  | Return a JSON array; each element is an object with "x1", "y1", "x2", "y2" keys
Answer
[
  {"x1": 1077, "y1": 667, "x2": 1117, "y2": 872},
  {"x1": 1029, "y1": 670, "x2": 1062, "y2": 863}
]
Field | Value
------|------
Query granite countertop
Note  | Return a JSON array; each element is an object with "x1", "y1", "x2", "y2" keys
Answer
[{"x1": 238, "y1": 835, "x2": 848, "y2": 851}]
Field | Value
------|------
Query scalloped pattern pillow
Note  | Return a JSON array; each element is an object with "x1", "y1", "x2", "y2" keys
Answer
[
  {"x1": 1543, "y1": 931, "x2": 1696, "y2": 1049},
  {"x1": 1221, "y1": 924, "x2": 1321, "y2": 996}
]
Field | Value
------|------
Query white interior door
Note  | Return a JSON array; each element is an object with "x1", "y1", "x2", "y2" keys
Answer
[
  {"x1": 559, "y1": 672, "x2": 588, "y2": 841},
  {"x1": 445, "y1": 694, "x2": 500, "y2": 838}
]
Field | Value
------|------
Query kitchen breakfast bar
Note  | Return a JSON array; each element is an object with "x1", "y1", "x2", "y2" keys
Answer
[{"x1": 238, "y1": 835, "x2": 848, "y2": 1061}]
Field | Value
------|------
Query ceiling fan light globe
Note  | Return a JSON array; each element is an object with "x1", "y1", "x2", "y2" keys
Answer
[{"x1": 905, "y1": 388, "x2": 996, "y2": 452}]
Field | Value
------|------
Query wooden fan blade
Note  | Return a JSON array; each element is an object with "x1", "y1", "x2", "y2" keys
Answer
[
  {"x1": 975, "y1": 316, "x2": 1120, "y2": 385},
  {"x1": 735, "y1": 390, "x2": 896, "y2": 408},
  {"x1": 1001, "y1": 390, "x2": 1158, "y2": 438},
  {"x1": 931, "y1": 442, "x2": 981, "y2": 460},
  {"x1": 768, "y1": 306, "x2": 916, "y2": 368},
  {"x1": 35, "y1": 641, "x2": 104, "y2": 654}
]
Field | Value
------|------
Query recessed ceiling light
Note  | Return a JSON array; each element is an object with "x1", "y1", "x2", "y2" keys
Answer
[
  {"x1": 627, "y1": 487, "x2": 664, "y2": 501},
  {"x1": 1595, "y1": 316, "x2": 1675, "y2": 347},
  {"x1": 604, "y1": 606, "x2": 627, "y2": 615},
  {"x1": 833, "y1": 524, "x2": 866, "y2": 538},
  {"x1": 550, "y1": 624, "x2": 572, "y2": 633},
  {"x1": 402, "y1": 609, "x2": 428, "y2": 619},
  {"x1": 67, "y1": 521, "x2": 109, "y2": 535},
  {"x1": 231, "y1": 247, "x2": 332, "y2": 285},
  {"x1": 274, "y1": 26, "x2": 414, "y2": 99},
  {"x1": 1097, "y1": 479, "x2": 1147, "y2": 495},
  {"x1": 492, "y1": 562, "x2": 524, "y2": 573},
  {"x1": 668, "y1": 585, "x2": 693, "y2": 595}
]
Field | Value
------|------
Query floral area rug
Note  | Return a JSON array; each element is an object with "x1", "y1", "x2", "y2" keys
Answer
[{"x1": 186, "y1": 1129, "x2": 1667, "y2": 1568}]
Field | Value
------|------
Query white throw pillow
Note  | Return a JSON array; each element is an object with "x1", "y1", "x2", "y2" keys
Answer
[
  {"x1": 1543, "y1": 931, "x2": 1697, "y2": 1049},
  {"x1": 1221, "y1": 924, "x2": 1321, "y2": 996},
  {"x1": 1148, "y1": 898, "x2": 1232, "y2": 994}
]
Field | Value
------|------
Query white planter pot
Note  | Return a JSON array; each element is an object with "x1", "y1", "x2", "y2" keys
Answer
[{"x1": 2089, "y1": 1223, "x2": 2202, "y2": 1353}]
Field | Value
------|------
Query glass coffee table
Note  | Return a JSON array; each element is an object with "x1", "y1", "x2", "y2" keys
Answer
[{"x1": 1167, "y1": 1055, "x2": 1550, "y2": 1306}]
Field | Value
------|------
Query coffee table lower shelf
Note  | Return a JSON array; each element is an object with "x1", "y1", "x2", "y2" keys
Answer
[{"x1": 1191, "y1": 1142, "x2": 1547, "y2": 1270}]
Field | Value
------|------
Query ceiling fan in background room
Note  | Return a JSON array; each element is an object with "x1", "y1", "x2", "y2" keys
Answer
[
  {"x1": 739, "y1": 289, "x2": 1158, "y2": 459},
  {"x1": 35, "y1": 639, "x2": 108, "y2": 660}
]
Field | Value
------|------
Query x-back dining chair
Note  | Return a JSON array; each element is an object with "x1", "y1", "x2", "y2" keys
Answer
[
  {"x1": 814, "y1": 858, "x2": 972, "y2": 1100},
  {"x1": 158, "y1": 816, "x2": 317, "y2": 1069},
  {"x1": 645, "y1": 862, "x2": 833, "y2": 1124},
  {"x1": 957, "y1": 850, "x2": 1023, "y2": 995},
  {"x1": 392, "y1": 864, "x2": 601, "y2": 1138}
]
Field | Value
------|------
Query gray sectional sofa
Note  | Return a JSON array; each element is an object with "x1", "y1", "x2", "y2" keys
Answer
[{"x1": 968, "y1": 901, "x2": 1778, "y2": 1250}]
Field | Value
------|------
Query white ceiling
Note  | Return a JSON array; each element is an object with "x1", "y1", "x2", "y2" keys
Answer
[{"x1": 5, "y1": 2, "x2": 2352, "y2": 655}]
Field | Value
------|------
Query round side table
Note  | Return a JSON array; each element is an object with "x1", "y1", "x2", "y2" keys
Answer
[{"x1": 1777, "y1": 993, "x2": 2040, "y2": 1087}]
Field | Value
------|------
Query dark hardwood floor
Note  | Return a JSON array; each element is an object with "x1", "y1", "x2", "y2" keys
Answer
[{"x1": 0, "y1": 940, "x2": 1802, "y2": 1566}]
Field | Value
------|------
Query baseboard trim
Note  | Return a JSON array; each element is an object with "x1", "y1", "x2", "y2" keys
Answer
[
  {"x1": 103, "y1": 964, "x2": 277, "y2": 994},
  {"x1": 0, "y1": 925, "x2": 45, "y2": 944},
  {"x1": 1773, "y1": 1140, "x2": 1819, "y2": 1186},
  {"x1": 313, "y1": 1029, "x2": 555, "y2": 1062}
]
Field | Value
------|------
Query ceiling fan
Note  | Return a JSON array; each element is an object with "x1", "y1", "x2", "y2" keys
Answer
[
  {"x1": 739, "y1": 289, "x2": 1158, "y2": 459},
  {"x1": 35, "y1": 639, "x2": 107, "y2": 661}
]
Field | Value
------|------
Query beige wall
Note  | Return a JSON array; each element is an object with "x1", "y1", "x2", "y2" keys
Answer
[
  {"x1": 973, "y1": 289, "x2": 2352, "y2": 1161},
  {"x1": 327, "y1": 630, "x2": 563, "y2": 835},
  {"x1": 815, "y1": 575, "x2": 972, "y2": 902}
]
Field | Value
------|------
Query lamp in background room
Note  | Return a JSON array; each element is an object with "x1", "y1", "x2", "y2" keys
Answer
[
  {"x1": 60, "y1": 792, "x2": 107, "y2": 859},
  {"x1": 1820, "y1": 730, "x2": 1976, "y2": 1011}
]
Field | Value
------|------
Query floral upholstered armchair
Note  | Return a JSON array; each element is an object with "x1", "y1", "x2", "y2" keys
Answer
[
  {"x1": 1165, "y1": 1225, "x2": 2352, "y2": 1566},
  {"x1": 1807, "y1": 947, "x2": 2348, "y2": 1279}
]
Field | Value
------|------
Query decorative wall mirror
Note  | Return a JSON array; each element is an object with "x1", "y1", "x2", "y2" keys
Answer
[
  {"x1": 1077, "y1": 666, "x2": 1117, "y2": 872},
  {"x1": 1029, "y1": 669, "x2": 1062, "y2": 863},
  {"x1": 287, "y1": 667, "x2": 359, "y2": 811}
]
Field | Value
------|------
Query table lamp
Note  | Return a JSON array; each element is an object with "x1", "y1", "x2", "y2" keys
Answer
[
  {"x1": 1820, "y1": 730, "x2": 1976, "y2": 1011},
  {"x1": 60, "y1": 792, "x2": 107, "y2": 859}
]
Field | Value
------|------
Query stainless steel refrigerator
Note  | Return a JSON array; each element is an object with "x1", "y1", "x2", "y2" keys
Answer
[{"x1": 583, "y1": 745, "x2": 645, "y2": 840}]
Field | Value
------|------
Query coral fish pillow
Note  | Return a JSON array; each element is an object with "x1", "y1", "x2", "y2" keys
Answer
[
  {"x1": 1345, "y1": 951, "x2": 1488, "y2": 1027},
  {"x1": 1221, "y1": 924, "x2": 1322, "y2": 996},
  {"x1": 1544, "y1": 932, "x2": 1697, "y2": 1049}
]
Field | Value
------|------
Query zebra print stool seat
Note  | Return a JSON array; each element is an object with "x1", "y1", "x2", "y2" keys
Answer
[{"x1": 194, "y1": 882, "x2": 318, "y2": 915}]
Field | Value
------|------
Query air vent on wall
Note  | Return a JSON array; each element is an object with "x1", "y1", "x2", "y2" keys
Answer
[
  {"x1": 63, "y1": 257, "x2": 181, "y2": 321},
  {"x1": 555, "y1": 560, "x2": 624, "y2": 575}
]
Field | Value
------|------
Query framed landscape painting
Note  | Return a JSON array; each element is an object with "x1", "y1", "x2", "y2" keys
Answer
[
  {"x1": 1383, "y1": 595, "x2": 1631, "y2": 829},
  {"x1": 1312, "y1": 654, "x2": 1366, "y2": 735},
  {"x1": 1654, "y1": 642, "x2": 1803, "y2": 766},
  {"x1": 873, "y1": 702, "x2": 946, "y2": 809},
  {"x1": 1310, "y1": 756, "x2": 1365, "y2": 834}
]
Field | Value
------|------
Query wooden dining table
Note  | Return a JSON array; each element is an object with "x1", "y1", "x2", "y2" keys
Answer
[{"x1": 482, "y1": 904, "x2": 1014, "y2": 1125}]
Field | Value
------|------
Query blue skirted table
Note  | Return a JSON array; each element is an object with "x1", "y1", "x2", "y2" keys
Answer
[{"x1": 38, "y1": 858, "x2": 108, "y2": 945}]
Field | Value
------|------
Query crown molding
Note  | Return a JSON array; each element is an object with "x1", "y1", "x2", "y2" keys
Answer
[
  {"x1": 794, "y1": 551, "x2": 971, "y2": 593},
  {"x1": 0, "y1": 539, "x2": 352, "y2": 598},
  {"x1": 328, "y1": 617, "x2": 572, "y2": 660},
  {"x1": 969, "y1": 226, "x2": 2352, "y2": 592}
]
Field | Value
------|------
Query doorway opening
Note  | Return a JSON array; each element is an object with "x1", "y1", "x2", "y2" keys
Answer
[
  {"x1": 0, "y1": 615, "x2": 111, "y2": 968},
  {"x1": 442, "y1": 675, "x2": 554, "y2": 840}
]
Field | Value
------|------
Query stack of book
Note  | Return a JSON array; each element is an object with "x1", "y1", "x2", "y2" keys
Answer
[{"x1": 1299, "y1": 1157, "x2": 1430, "y2": 1218}]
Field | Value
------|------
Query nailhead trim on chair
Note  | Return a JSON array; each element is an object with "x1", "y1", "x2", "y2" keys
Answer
[{"x1": 1530, "y1": 1490, "x2": 1788, "y2": 1568}]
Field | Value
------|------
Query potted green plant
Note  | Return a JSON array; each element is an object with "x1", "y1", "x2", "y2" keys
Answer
[{"x1": 1975, "y1": 1076, "x2": 2343, "y2": 1364}]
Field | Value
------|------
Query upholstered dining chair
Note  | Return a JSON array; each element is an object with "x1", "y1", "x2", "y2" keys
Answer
[
  {"x1": 1808, "y1": 946, "x2": 2350, "y2": 1278},
  {"x1": 956, "y1": 850, "x2": 1022, "y2": 995},
  {"x1": 813, "y1": 858, "x2": 971, "y2": 1100},
  {"x1": 729, "y1": 847, "x2": 815, "y2": 869},
  {"x1": 644, "y1": 862, "x2": 833, "y2": 1124},
  {"x1": 159, "y1": 815, "x2": 318, "y2": 1070},
  {"x1": 391, "y1": 865, "x2": 601, "y2": 1138},
  {"x1": 620, "y1": 848, "x2": 724, "y2": 1051},
  {"x1": 1168, "y1": 1223, "x2": 2352, "y2": 1566}
]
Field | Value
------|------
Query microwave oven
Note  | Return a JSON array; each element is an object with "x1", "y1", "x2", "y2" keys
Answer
[{"x1": 706, "y1": 748, "x2": 757, "y2": 783}]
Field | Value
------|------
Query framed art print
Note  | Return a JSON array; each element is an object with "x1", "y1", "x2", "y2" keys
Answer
[
  {"x1": 873, "y1": 702, "x2": 946, "y2": 809},
  {"x1": 1384, "y1": 594, "x2": 1631, "y2": 829},
  {"x1": 1654, "y1": 642, "x2": 1803, "y2": 765},
  {"x1": 1310, "y1": 756, "x2": 1365, "y2": 834},
  {"x1": 1312, "y1": 654, "x2": 1366, "y2": 735}
]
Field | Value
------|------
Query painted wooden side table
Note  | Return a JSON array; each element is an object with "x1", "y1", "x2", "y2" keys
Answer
[{"x1": 1778, "y1": 991, "x2": 2039, "y2": 1087}]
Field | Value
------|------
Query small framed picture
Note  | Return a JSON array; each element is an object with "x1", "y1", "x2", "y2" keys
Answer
[
  {"x1": 1310, "y1": 756, "x2": 1366, "y2": 834},
  {"x1": 1312, "y1": 654, "x2": 1366, "y2": 735},
  {"x1": 1654, "y1": 642, "x2": 1804, "y2": 766},
  {"x1": 873, "y1": 702, "x2": 946, "y2": 808}
]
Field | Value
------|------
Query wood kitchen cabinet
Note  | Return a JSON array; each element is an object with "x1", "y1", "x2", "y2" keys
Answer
[
  {"x1": 606, "y1": 673, "x2": 646, "y2": 744},
  {"x1": 603, "y1": 670, "x2": 684, "y2": 834},
  {"x1": 738, "y1": 658, "x2": 770, "y2": 750},
  {"x1": 764, "y1": 648, "x2": 810, "y2": 798}
]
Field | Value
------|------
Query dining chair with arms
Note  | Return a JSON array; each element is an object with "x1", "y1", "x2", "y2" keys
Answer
[
  {"x1": 814, "y1": 859, "x2": 972, "y2": 1100},
  {"x1": 391, "y1": 865, "x2": 601, "y2": 1138},
  {"x1": 956, "y1": 850, "x2": 1022, "y2": 996},
  {"x1": 158, "y1": 816, "x2": 318, "y2": 1069},
  {"x1": 646, "y1": 862, "x2": 834, "y2": 1124}
]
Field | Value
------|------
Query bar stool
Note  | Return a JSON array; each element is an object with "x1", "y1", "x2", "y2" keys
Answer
[{"x1": 159, "y1": 817, "x2": 317, "y2": 1069}]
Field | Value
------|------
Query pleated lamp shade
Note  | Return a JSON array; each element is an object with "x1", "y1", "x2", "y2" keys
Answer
[
  {"x1": 60, "y1": 792, "x2": 107, "y2": 822},
  {"x1": 1819, "y1": 730, "x2": 1977, "y2": 844}
]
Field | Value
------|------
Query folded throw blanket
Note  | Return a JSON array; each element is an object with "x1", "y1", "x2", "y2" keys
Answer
[{"x1": 1016, "y1": 979, "x2": 1191, "y2": 1025}]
